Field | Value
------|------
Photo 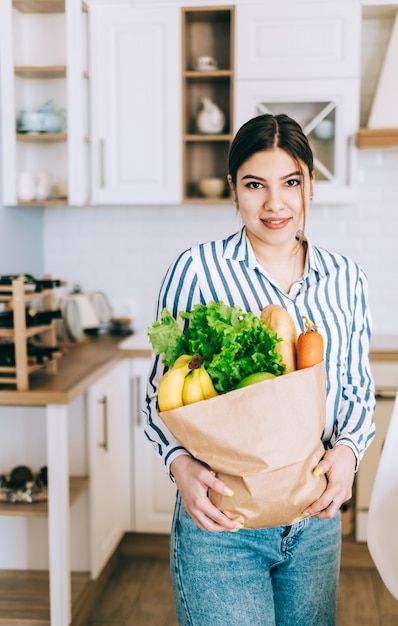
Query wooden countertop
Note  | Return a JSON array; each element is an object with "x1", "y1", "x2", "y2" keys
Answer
[
  {"x1": 0, "y1": 333, "x2": 149, "y2": 407},
  {"x1": 0, "y1": 330, "x2": 397, "y2": 407},
  {"x1": 370, "y1": 335, "x2": 398, "y2": 362}
]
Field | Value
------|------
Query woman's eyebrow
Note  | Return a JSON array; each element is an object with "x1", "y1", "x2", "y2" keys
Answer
[{"x1": 241, "y1": 171, "x2": 302, "y2": 182}]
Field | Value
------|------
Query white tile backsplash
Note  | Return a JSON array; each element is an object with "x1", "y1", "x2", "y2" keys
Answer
[{"x1": 44, "y1": 148, "x2": 398, "y2": 336}]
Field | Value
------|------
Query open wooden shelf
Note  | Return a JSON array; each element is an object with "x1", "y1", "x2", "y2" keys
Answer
[
  {"x1": 14, "y1": 65, "x2": 66, "y2": 78},
  {"x1": 12, "y1": 0, "x2": 65, "y2": 13},
  {"x1": 182, "y1": 6, "x2": 235, "y2": 203},
  {"x1": 16, "y1": 132, "x2": 67, "y2": 142},
  {"x1": 17, "y1": 197, "x2": 69, "y2": 206},
  {"x1": 356, "y1": 128, "x2": 398, "y2": 148},
  {"x1": 0, "y1": 476, "x2": 89, "y2": 517}
]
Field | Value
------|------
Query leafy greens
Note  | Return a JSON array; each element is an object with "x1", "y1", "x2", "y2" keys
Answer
[{"x1": 147, "y1": 301, "x2": 285, "y2": 393}]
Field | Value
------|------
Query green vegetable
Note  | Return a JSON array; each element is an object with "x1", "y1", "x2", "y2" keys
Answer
[
  {"x1": 235, "y1": 371, "x2": 276, "y2": 389},
  {"x1": 147, "y1": 301, "x2": 285, "y2": 393},
  {"x1": 147, "y1": 307, "x2": 183, "y2": 366}
]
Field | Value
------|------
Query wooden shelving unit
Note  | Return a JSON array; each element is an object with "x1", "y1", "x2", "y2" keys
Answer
[
  {"x1": 0, "y1": 277, "x2": 63, "y2": 390},
  {"x1": 356, "y1": 128, "x2": 398, "y2": 148},
  {"x1": 0, "y1": 476, "x2": 89, "y2": 517},
  {"x1": 181, "y1": 6, "x2": 234, "y2": 202}
]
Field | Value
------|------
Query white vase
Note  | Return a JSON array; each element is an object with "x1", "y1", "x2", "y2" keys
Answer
[{"x1": 196, "y1": 98, "x2": 225, "y2": 134}]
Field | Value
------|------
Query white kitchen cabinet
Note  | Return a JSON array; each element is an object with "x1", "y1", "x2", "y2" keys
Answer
[
  {"x1": 0, "y1": 356, "x2": 131, "y2": 625},
  {"x1": 129, "y1": 357, "x2": 176, "y2": 533},
  {"x1": 235, "y1": 78, "x2": 360, "y2": 204},
  {"x1": 0, "y1": 0, "x2": 89, "y2": 207},
  {"x1": 87, "y1": 358, "x2": 131, "y2": 578},
  {"x1": 235, "y1": 2, "x2": 361, "y2": 81},
  {"x1": 234, "y1": 1, "x2": 361, "y2": 205},
  {"x1": 355, "y1": 360, "x2": 398, "y2": 541},
  {"x1": 89, "y1": 5, "x2": 181, "y2": 205}
]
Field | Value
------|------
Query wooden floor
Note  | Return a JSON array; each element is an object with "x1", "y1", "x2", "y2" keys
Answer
[
  {"x1": 1, "y1": 535, "x2": 397, "y2": 625},
  {"x1": 82, "y1": 535, "x2": 398, "y2": 626}
]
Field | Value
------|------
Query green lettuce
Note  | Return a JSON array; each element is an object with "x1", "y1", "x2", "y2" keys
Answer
[{"x1": 147, "y1": 301, "x2": 285, "y2": 393}]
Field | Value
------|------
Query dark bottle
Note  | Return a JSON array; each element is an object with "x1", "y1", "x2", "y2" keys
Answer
[
  {"x1": 0, "y1": 342, "x2": 62, "y2": 366},
  {"x1": 0, "y1": 274, "x2": 67, "y2": 293},
  {"x1": 26, "y1": 308, "x2": 63, "y2": 326},
  {"x1": 0, "y1": 308, "x2": 63, "y2": 328}
]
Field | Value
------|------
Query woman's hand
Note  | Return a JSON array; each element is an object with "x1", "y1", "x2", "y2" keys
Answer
[
  {"x1": 170, "y1": 455, "x2": 242, "y2": 532},
  {"x1": 302, "y1": 444, "x2": 357, "y2": 519}
]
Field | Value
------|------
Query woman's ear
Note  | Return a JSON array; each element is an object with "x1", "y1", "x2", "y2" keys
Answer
[
  {"x1": 227, "y1": 174, "x2": 237, "y2": 201},
  {"x1": 309, "y1": 171, "x2": 315, "y2": 199}
]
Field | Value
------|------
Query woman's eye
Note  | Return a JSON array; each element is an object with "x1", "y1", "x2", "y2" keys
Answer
[
  {"x1": 246, "y1": 181, "x2": 263, "y2": 189},
  {"x1": 286, "y1": 178, "x2": 300, "y2": 187}
]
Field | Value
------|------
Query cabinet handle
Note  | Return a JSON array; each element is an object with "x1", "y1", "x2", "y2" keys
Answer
[
  {"x1": 131, "y1": 376, "x2": 142, "y2": 426},
  {"x1": 99, "y1": 139, "x2": 106, "y2": 188},
  {"x1": 375, "y1": 388, "x2": 397, "y2": 400},
  {"x1": 98, "y1": 395, "x2": 108, "y2": 451}
]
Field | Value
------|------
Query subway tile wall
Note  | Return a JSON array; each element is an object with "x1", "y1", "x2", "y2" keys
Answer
[{"x1": 44, "y1": 148, "x2": 398, "y2": 336}]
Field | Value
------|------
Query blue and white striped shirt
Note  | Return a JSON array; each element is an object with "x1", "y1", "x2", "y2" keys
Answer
[{"x1": 144, "y1": 227, "x2": 376, "y2": 472}]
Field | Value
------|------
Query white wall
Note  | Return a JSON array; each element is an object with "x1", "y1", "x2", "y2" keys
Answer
[{"x1": 43, "y1": 146, "x2": 398, "y2": 336}]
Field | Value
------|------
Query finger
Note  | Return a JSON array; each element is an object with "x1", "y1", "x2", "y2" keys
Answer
[
  {"x1": 204, "y1": 471, "x2": 235, "y2": 498},
  {"x1": 312, "y1": 463, "x2": 327, "y2": 477},
  {"x1": 193, "y1": 504, "x2": 243, "y2": 532}
]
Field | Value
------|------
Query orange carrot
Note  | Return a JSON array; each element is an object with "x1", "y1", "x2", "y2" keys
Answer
[{"x1": 297, "y1": 316, "x2": 324, "y2": 369}]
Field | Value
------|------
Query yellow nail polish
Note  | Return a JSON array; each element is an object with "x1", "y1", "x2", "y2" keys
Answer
[
  {"x1": 225, "y1": 488, "x2": 234, "y2": 497},
  {"x1": 313, "y1": 468, "x2": 321, "y2": 476},
  {"x1": 232, "y1": 523, "x2": 244, "y2": 532}
]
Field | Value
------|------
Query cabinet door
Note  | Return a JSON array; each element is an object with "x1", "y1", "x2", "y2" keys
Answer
[
  {"x1": 130, "y1": 358, "x2": 176, "y2": 533},
  {"x1": 89, "y1": 6, "x2": 181, "y2": 205},
  {"x1": 235, "y1": 78, "x2": 359, "y2": 204},
  {"x1": 87, "y1": 359, "x2": 130, "y2": 578},
  {"x1": 355, "y1": 361, "x2": 398, "y2": 541},
  {"x1": 235, "y1": 1, "x2": 361, "y2": 81}
]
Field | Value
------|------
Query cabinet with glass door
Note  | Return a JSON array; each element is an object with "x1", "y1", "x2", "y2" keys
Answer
[{"x1": 235, "y1": 79, "x2": 360, "y2": 204}]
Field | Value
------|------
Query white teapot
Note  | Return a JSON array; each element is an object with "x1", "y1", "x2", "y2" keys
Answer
[{"x1": 196, "y1": 98, "x2": 225, "y2": 134}]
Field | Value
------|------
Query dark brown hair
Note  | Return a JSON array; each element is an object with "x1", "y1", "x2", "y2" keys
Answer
[{"x1": 228, "y1": 113, "x2": 314, "y2": 184}]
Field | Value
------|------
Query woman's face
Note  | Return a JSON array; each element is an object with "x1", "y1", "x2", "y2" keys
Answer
[{"x1": 228, "y1": 148, "x2": 314, "y2": 251}]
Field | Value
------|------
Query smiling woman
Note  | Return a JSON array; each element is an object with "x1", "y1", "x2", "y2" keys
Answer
[{"x1": 144, "y1": 113, "x2": 375, "y2": 626}]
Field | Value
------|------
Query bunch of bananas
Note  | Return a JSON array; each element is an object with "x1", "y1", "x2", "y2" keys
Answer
[{"x1": 158, "y1": 354, "x2": 218, "y2": 412}]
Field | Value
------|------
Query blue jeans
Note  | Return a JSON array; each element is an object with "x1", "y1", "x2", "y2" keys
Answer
[{"x1": 170, "y1": 494, "x2": 341, "y2": 626}]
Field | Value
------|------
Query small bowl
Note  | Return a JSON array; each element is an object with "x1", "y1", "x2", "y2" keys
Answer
[
  {"x1": 197, "y1": 177, "x2": 225, "y2": 198},
  {"x1": 313, "y1": 119, "x2": 335, "y2": 141}
]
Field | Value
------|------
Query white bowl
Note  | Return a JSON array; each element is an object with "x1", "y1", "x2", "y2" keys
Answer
[
  {"x1": 313, "y1": 119, "x2": 335, "y2": 141},
  {"x1": 197, "y1": 177, "x2": 225, "y2": 198}
]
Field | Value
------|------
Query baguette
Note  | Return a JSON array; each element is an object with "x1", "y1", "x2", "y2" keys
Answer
[{"x1": 261, "y1": 304, "x2": 297, "y2": 373}]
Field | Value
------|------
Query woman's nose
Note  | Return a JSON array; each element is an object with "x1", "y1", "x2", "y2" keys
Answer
[{"x1": 264, "y1": 186, "x2": 283, "y2": 210}]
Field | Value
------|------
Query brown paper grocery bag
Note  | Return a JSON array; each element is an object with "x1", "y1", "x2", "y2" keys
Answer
[{"x1": 160, "y1": 361, "x2": 327, "y2": 529}]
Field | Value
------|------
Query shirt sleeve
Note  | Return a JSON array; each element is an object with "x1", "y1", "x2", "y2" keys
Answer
[
  {"x1": 331, "y1": 267, "x2": 376, "y2": 468},
  {"x1": 143, "y1": 248, "x2": 200, "y2": 475}
]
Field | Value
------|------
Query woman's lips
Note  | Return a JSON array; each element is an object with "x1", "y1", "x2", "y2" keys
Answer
[{"x1": 262, "y1": 218, "x2": 291, "y2": 230}]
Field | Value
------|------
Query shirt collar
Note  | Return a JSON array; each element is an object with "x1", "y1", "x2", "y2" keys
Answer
[{"x1": 223, "y1": 227, "x2": 326, "y2": 277}]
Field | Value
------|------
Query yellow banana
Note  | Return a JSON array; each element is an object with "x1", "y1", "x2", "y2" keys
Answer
[
  {"x1": 172, "y1": 354, "x2": 193, "y2": 369},
  {"x1": 158, "y1": 361, "x2": 192, "y2": 411},
  {"x1": 198, "y1": 365, "x2": 218, "y2": 399},
  {"x1": 182, "y1": 368, "x2": 205, "y2": 405}
]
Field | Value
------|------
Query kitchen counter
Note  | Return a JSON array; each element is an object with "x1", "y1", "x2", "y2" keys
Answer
[
  {"x1": 0, "y1": 330, "x2": 396, "y2": 407},
  {"x1": 0, "y1": 332, "x2": 151, "y2": 407},
  {"x1": 370, "y1": 335, "x2": 398, "y2": 362}
]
